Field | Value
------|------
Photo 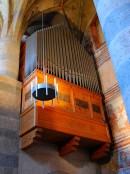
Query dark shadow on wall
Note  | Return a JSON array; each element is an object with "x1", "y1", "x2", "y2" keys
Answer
[
  {"x1": 19, "y1": 142, "x2": 101, "y2": 174},
  {"x1": 48, "y1": 171, "x2": 69, "y2": 174},
  {"x1": 20, "y1": 142, "x2": 89, "y2": 167}
]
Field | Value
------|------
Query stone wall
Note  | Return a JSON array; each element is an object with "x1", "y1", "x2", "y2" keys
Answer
[
  {"x1": 95, "y1": 43, "x2": 130, "y2": 174},
  {"x1": 0, "y1": 75, "x2": 21, "y2": 174},
  {"x1": 18, "y1": 143, "x2": 101, "y2": 174}
]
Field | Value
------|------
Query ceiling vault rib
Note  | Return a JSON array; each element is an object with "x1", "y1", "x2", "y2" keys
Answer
[{"x1": 77, "y1": 0, "x2": 84, "y2": 41}]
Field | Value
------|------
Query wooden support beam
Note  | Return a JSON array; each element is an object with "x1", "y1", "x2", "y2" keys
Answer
[
  {"x1": 91, "y1": 143, "x2": 110, "y2": 161},
  {"x1": 20, "y1": 128, "x2": 43, "y2": 150},
  {"x1": 59, "y1": 136, "x2": 80, "y2": 156}
]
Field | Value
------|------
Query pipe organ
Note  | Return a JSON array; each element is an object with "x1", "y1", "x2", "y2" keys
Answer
[
  {"x1": 19, "y1": 24, "x2": 111, "y2": 161},
  {"x1": 24, "y1": 24, "x2": 100, "y2": 93}
]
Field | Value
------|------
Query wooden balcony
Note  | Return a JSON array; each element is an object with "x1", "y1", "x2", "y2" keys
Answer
[{"x1": 20, "y1": 69, "x2": 111, "y2": 160}]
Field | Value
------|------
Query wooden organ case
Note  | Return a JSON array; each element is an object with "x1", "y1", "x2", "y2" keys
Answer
[{"x1": 19, "y1": 24, "x2": 111, "y2": 161}]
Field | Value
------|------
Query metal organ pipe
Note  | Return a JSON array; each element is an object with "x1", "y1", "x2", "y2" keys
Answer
[
  {"x1": 57, "y1": 25, "x2": 62, "y2": 78},
  {"x1": 62, "y1": 26, "x2": 68, "y2": 81},
  {"x1": 25, "y1": 24, "x2": 100, "y2": 93}
]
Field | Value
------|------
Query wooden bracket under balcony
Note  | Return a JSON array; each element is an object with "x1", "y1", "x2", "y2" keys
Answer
[
  {"x1": 90, "y1": 143, "x2": 110, "y2": 161},
  {"x1": 20, "y1": 128, "x2": 43, "y2": 150},
  {"x1": 59, "y1": 136, "x2": 80, "y2": 156}
]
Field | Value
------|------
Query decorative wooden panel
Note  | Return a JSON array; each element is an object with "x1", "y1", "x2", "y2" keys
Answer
[
  {"x1": 90, "y1": 97, "x2": 105, "y2": 121},
  {"x1": 20, "y1": 105, "x2": 36, "y2": 135},
  {"x1": 36, "y1": 106, "x2": 110, "y2": 143},
  {"x1": 73, "y1": 86, "x2": 92, "y2": 119}
]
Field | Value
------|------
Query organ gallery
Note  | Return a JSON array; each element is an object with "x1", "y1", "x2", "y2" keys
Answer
[
  {"x1": 19, "y1": 21, "x2": 111, "y2": 160},
  {"x1": 0, "y1": 1, "x2": 130, "y2": 173}
]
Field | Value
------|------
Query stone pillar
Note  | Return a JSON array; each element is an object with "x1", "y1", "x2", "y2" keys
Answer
[
  {"x1": 0, "y1": 38, "x2": 21, "y2": 173},
  {"x1": 0, "y1": 39, "x2": 20, "y2": 79},
  {"x1": 95, "y1": 42, "x2": 130, "y2": 173},
  {"x1": 93, "y1": 0, "x2": 130, "y2": 121}
]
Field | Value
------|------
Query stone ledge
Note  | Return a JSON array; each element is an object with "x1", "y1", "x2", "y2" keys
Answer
[{"x1": 0, "y1": 75, "x2": 21, "y2": 88}]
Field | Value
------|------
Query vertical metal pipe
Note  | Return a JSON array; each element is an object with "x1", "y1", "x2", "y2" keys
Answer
[
  {"x1": 81, "y1": 49, "x2": 86, "y2": 87},
  {"x1": 84, "y1": 53, "x2": 92, "y2": 90},
  {"x1": 82, "y1": 50, "x2": 90, "y2": 88},
  {"x1": 56, "y1": 25, "x2": 62, "y2": 78},
  {"x1": 54, "y1": 78, "x2": 57, "y2": 97},
  {"x1": 62, "y1": 25, "x2": 69, "y2": 81},
  {"x1": 77, "y1": 42, "x2": 84, "y2": 87},
  {"x1": 61, "y1": 26, "x2": 66, "y2": 80},
  {"x1": 69, "y1": 33, "x2": 76, "y2": 84},
  {"x1": 65, "y1": 27, "x2": 73, "y2": 83},
  {"x1": 80, "y1": 44, "x2": 84, "y2": 87},
  {"x1": 45, "y1": 74, "x2": 48, "y2": 95},
  {"x1": 86, "y1": 57, "x2": 91, "y2": 89},
  {"x1": 42, "y1": 28, "x2": 45, "y2": 72},
  {"x1": 42, "y1": 11, "x2": 44, "y2": 71},
  {"x1": 37, "y1": 31, "x2": 39, "y2": 70},
  {"x1": 84, "y1": 51, "x2": 91, "y2": 89},
  {"x1": 35, "y1": 76, "x2": 38, "y2": 97},
  {"x1": 44, "y1": 28, "x2": 47, "y2": 73},
  {"x1": 51, "y1": 26, "x2": 55, "y2": 76},
  {"x1": 54, "y1": 25, "x2": 59, "y2": 76},
  {"x1": 74, "y1": 39, "x2": 82, "y2": 86},
  {"x1": 53, "y1": 24, "x2": 58, "y2": 77},
  {"x1": 39, "y1": 30, "x2": 42, "y2": 70},
  {"x1": 86, "y1": 54, "x2": 95, "y2": 91},
  {"x1": 73, "y1": 36, "x2": 84, "y2": 86},
  {"x1": 34, "y1": 31, "x2": 38, "y2": 70},
  {"x1": 90, "y1": 61, "x2": 97, "y2": 92},
  {"x1": 56, "y1": 83, "x2": 59, "y2": 102},
  {"x1": 36, "y1": 24, "x2": 100, "y2": 94},
  {"x1": 50, "y1": 26, "x2": 54, "y2": 75},
  {"x1": 48, "y1": 26, "x2": 53, "y2": 75},
  {"x1": 79, "y1": 44, "x2": 85, "y2": 87},
  {"x1": 71, "y1": 35, "x2": 79, "y2": 85},
  {"x1": 40, "y1": 30, "x2": 42, "y2": 70},
  {"x1": 54, "y1": 24, "x2": 59, "y2": 77},
  {"x1": 59, "y1": 25, "x2": 65, "y2": 80},
  {"x1": 81, "y1": 51, "x2": 86, "y2": 88},
  {"x1": 46, "y1": 27, "x2": 50, "y2": 74}
]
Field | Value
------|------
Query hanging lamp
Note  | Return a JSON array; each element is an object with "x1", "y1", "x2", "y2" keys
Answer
[{"x1": 30, "y1": 11, "x2": 59, "y2": 107}]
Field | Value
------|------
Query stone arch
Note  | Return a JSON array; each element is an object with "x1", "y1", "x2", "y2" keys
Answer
[
  {"x1": 8, "y1": 0, "x2": 30, "y2": 39},
  {"x1": 19, "y1": 0, "x2": 64, "y2": 40},
  {"x1": 10, "y1": 0, "x2": 57, "y2": 40}
]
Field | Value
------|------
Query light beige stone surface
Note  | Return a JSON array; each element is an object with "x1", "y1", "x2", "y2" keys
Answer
[
  {"x1": 0, "y1": 40, "x2": 20, "y2": 79},
  {"x1": 98, "y1": 60, "x2": 118, "y2": 92},
  {"x1": 18, "y1": 143, "x2": 101, "y2": 174}
]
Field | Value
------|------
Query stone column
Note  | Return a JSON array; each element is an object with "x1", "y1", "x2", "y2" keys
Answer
[
  {"x1": 93, "y1": 0, "x2": 130, "y2": 121},
  {"x1": 0, "y1": 39, "x2": 20, "y2": 79},
  {"x1": 0, "y1": 38, "x2": 21, "y2": 173}
]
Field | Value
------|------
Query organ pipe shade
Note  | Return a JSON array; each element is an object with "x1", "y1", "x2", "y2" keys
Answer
[{"x1": 25, "y1": 24, "x2": 100, "y2": 93}]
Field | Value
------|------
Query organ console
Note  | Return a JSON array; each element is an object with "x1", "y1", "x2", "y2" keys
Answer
[{"x1": 19, "y1": 24, "x2": 111, "y2": 161}]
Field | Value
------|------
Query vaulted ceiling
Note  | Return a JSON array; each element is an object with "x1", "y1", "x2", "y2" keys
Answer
[
  {"x1": 25, "y1": 0, "x2": 96, "y2": 34},
  {"x1": 0, "y1": 0, "x2": 96, "y2": 41}
]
